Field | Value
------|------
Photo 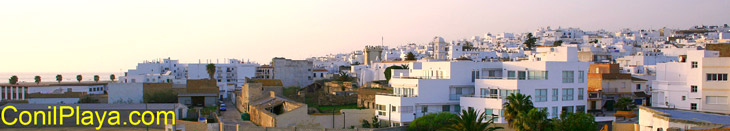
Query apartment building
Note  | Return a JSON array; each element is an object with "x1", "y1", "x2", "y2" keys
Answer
[
  {"x1": 652, "y1": 50, "x2": 730, "y2": 114},
  {"x1": 120, "y1": 58, "x2": 258, "y2": 99},
  {"x1": 376, "y1": 46, "x2": 589, "y2": 125},
  {"x1": 375, "y1": 60, "x2": 496, "y2": 126},
  {"x1": 461, "y1": 60, "x2": 589, "y2": 122}
]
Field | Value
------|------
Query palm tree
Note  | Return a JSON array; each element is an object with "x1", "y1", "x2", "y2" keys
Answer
[
  {"x1": 445, "y1": 108, "x2": 503, "y2": 131},
  {"x1": 9, "y1": 75, "x2": 18, "y2": 84},
  {"x1": 518, "y1": 108, "x2": 552, "y2": 131},
  {"x1": 76, "y1": 75, "x2": 82, "y2": 83},
  {"x1": 109, "y1": 74, "x2": 116, "y2": 82},
  {"x1": 34, "y1": 76, "x2": 41, "y2": 84},
  {"x1": 93, "y1": 75, "x2": 100, "y2": 83},
  {"x1": 503, "y1": 93, "x2": 534, "y2": 128},
  {"x1": 206, "y1": 64, "x2": 216, "y2": 80},
  {"x1": 405, "y1": 52, "x2": 416, "y2": 60},
  {"x1": 56, "y1": 74, "x2": 62, "y2": 83}
]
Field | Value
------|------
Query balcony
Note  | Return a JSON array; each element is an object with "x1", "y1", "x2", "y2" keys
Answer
[
  {"x1": 376, "y1": 93, "x2": 417, "y2": 97},
  {"x1": 392, "y1": 76, "x2": 450, "y2": 79},
  {"x1": 449, "y1": 94, "x2": 465, "y2": 100},
  {"x1": 461, "y1": 94, "x2": 505, "y2": 99}
]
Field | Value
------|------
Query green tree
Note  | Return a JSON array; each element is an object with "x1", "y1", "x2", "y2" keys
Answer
[
  {"x1": 361, "y1": 116, "x2": 381, "y2": 128},
  {"x1": 34, "y1": 76, "x2": 41, "y2": 84},
  {"x1": 444, "y1": 108, "x2": 503, "y2": 131},
  {"x1": 517, "y1": 108, "x2": 552, "y2": 131},
  {"x1": 384, "y1": 65, "x2": 408, "y2": 81},
  {"x1": 56, "y1": 74, "x2": 63, "y2": 83},
  {"x1": 614, "y1": 97, "x2": 636, "y2": 111},
  {"x1": 76, "y1": 75, "x2": 82, "y2": 83},
  {"x1": 337, "y1": 72, "x2": 353, "y2": 82},
  {"x1": 206, "y1": 64, "x2": 216, "y2": 79},
  {"x1": 9, "y1": 75, "x2": 18, "y2": 84},
  {"x1": 408, "y1": 112, "x2": 458, "y2": 131},
  {"x1": 405, "y1": 52, "x2": 416, "y2": 60},
  {"x1": 503, "y1": 93, "x2": 534, "y2": 129},
  {"x1": 551, "y1": 112, "x2": 597, "y2": 131},
  {"x1": 523, "y1": 33, "x2": 537, "y2": 50},
  {"x1": 93, "y1": 75, "x2": 100, "y2": 83},
  {"x1": 462, "y1": 41, "x2": 477, "y2": 51},
  {"x1": 553, "y1": 40, "x2": 563, "y2": 46},
  {"x1": 110, "y1": 74, "x2": 116, "y2": 82}
]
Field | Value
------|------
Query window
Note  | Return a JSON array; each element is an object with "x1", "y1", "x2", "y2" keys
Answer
[
  {"x1": 471, "y1": 71, "x2": 475, "y2": 82},
  {"x1": 707, "y1": 73, "x2": 728, "y2": 81},
  {"x1": 562, "y1": 88, "x2": 574, "y2": 101},
  {"x1": 313, "y1": 73, "x2": 317, "y2": 78},
  {"x1": 552, "y1": 89, "x2": 559, "y2": 101},
  {"x1": 636, "y1": 84, "x2": 641, "y2": 90},
  {"x1": 690, "y1": 103, "x2": 697, "y2": 110},
  {"x1": 707, "y1": 96, "x2": 728, "y2": 105},
  {"x1": 552, "y1": 107, "x2": 558, "y2": 118},
  {"x1": 562, "y1": 106, "x2": 574, "y2": 113},
  {"x1": 392, "y1": 106, "x2": 397, "y2": 112},
  {"x1": 691, "y1": 61, "x2": 698, "y2": 68},
  {"x1": 376, "y1": 105, "x2": 385, "y2": 111},
  {"x1": 578, "y1": 88, "x2": 584, "y2": 100},
  {"x1": 422, "y1": 106, "x2": 428, "y2": 113},
  {"x1": 578, "y1": 71, "x2": 585, "y2": 83},
  {"x1": 442, "y1": 105, "x2": 450, "y2": 112},
  {"x1": 576, "y1": 105, "x2": 585, "y2": 113},
  {"x1": 454, "y1": 105, "x2": 461, "y2": 112},
  {"x1": 536, "y1": 89, "x2": 548, "y2": 102},
  {"x1": 485, "y1": 108, "x2": 494, "y2": 116},
  {"x1": 562, "y1": 71, "x2": 574, "y2": 83},
  {"x1": 518, "y1": 71, "x2": 526, "y2": 80},
  {"x1": 682, "y1": 96, "x2": 686, "y2": 101},
  {"x1": 691, "y1": 85, "x2": 698, "y2": 93},
  {"x1": 528, "y1": 71, "x2": 548, "y2": 80},
  {"x1": 507, "y1": 71, "x2": 516, "y2": 79}
]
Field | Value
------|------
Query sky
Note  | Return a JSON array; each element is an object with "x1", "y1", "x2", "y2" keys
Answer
[{"x1": 0, "y1": 0, "x2": 728, "y2": 73}]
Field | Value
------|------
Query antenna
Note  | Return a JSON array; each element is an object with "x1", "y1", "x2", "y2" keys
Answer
[{"x1": 381, "y1": 36, "x2": 384, "y2": 46}]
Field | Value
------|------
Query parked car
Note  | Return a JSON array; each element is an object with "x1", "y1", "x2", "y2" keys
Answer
[{"x1": 220, "y1": 104, "x2": 227, "y2": 111}]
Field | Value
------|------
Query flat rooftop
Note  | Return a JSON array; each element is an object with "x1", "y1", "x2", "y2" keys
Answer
[{"x1": 651, "y1": 107, "x2": 730, "y2": 125}]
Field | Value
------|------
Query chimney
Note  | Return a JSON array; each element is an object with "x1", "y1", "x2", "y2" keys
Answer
[{"x1": 269, "y1": 91, "x2": 276, "y2": 98}]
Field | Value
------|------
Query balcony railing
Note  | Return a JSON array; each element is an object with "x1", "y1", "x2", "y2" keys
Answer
[
  {"x1": 392, "y1": 76, "x2": 451, "y2": 79},
  {"x1": 376, "y1": 93, "x2": 417, "y2": 97},
  {"x1": 477, "y1": 77, "x2": 524, "y2": 80},
  {"x1": 461, "y1": 94, "x2": 505, "y2": 99},
  {"x1": 449, "y1": 94, "x2": 464, "y2": 100}
]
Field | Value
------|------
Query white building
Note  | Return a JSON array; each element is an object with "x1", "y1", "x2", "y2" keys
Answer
[
  {"x1": 461, "y1": 46, "x2": 589, "y2": 123},
  {"x1": 375, "y1": 46, "x2": 589, "y2": 125},
  {"x1": 120, "y1": 58, "x2": 258, "y2": 99},
  {"x1": 652, "y1": 50, "x2": 730, "y2": 114}
]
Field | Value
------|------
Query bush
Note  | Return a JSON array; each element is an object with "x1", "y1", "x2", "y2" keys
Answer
[{"x1": 408, "y1": 112, "x2": 458, "y2": 131}]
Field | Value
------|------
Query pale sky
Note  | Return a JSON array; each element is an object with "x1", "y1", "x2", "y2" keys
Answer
[{"x1": 1, "y1": 0, "x2": 728, "y2": 73}]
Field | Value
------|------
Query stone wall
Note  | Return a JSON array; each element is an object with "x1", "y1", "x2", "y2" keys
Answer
[
  {"x1": 357, "y1": 88, "x2": 391, "y2": 109},
  {"x1": 249, "y1": 105, "x2": 278, "y2": 127}
]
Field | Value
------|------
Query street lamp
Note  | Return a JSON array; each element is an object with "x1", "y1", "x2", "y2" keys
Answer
[{"x1": 342, "y1": 111, "x2": 346, "y2": 129}]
